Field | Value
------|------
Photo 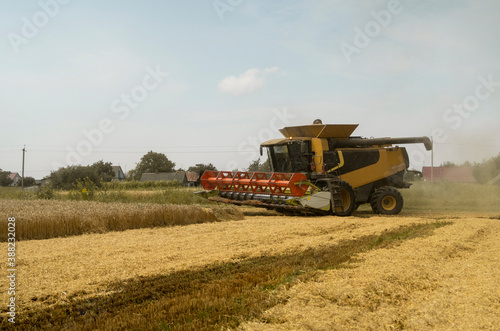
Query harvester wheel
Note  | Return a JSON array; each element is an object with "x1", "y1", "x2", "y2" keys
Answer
[
  {"x1": 334, "y1": 180, "x2": 356, "y2": 217},
  {"x1": 370, "y1": 187, "x2": 403, "y2": 215}
]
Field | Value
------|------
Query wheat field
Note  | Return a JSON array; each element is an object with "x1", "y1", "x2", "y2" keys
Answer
[
  {"x1": 240, "y1": 216, "x2": 500, "y2": 330},
  {"x1": 0, "y1": 199, "x2": 243, "y2": 241},
  {"x1": 1, "y1": 212, "x2": 499, "y2": 330}
]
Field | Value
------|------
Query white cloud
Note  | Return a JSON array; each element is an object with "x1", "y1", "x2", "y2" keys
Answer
[
  {"x1": 264, "y1": 66, "x2": 279, "y2": 73},
  {"x1": 218, "y1": 67, "x2": 279, "y2": 96}
]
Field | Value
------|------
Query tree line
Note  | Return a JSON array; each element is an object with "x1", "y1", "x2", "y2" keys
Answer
[
  {"x1": 47, "y1": 151, "x2": 218, "y2": 190},
  {"x1": 6, "y1": 151, "x2": 497, "y2": 189},
  {"x1": 440, "y1": 153, "x2": 500, "y2": 184}
]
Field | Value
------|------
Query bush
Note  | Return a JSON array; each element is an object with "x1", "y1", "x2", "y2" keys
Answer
[
  {"x1": 50, "y1": 161, "x2": 114, "y2": 190},
  {"x1": 472, "y1": 154, "x2": 500, "y2": 184},
  {"x1": 68, "y1": 177, "x2": 99, "y2": 201},
  {"x1": 36, "y1": 185, "x2": 55, "y2": 200},
  {"x1": 102, "y1": 180, "x2": 182, "y2": 190}
]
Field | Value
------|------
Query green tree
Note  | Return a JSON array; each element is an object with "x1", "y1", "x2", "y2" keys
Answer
[
  {"x1": 23, "y1": 176, "x2": 36, "y2": 187},
  {"x1": 247, "y1": 158, "x2": 271, "y2": 172},
  {"x1": 0, "y1": 169, "x2": 13, "y2": 187},
  {"x1": 129, "y1": 151, "x2": 176, "y2": 181},
  {"x1": 91, "y1": 160, "x2": 114, "y2": 182},
  {"x1": 472, "y1": 153, "x2": 500, "y2": 184},
  {"x1": 440, "y1": 161, "x2": 457, "y2": 167},
  {"x1": 49, "y1": 160, "x2": 114, "y2": 190},
  {"x1": 188, "y1": 163, "x2": 217, "y2": 176}
]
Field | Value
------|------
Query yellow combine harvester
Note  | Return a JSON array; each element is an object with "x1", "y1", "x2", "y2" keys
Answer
[{"x1": 197, "y1": 120, "x2": 432, "y2": 216}]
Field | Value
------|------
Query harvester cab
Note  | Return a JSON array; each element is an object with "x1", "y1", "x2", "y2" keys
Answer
[{"x1": 197, "y1": 121, "x2": 432, "y2": 216}]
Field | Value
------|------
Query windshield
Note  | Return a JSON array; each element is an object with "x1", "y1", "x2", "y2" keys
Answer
[
  {"x1": 266, "y1": 142, "x2": 309, "y2": 173},
  {"x1": 269, "y1": 145, "x2": 292, "y2": 172}
]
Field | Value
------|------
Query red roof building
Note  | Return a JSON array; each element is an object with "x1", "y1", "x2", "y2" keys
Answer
[
  {"x1": 422, "y1": 166, "x2": 476, "y2": 183},
  {"x1": 8, "y1": 172, "x2": 21, "y2": 186}
]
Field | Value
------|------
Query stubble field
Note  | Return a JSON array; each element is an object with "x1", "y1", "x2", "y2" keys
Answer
[{"x1": 1, "y1": 209, "x2": 499, "y2": 330}]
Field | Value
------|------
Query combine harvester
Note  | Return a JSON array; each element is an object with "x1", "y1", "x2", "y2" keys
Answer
[{"x1": 197, "y1": 120, "x2": 432, "y2": 216}]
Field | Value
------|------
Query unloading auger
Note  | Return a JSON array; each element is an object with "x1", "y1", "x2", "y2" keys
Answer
[{"x1": 196, "y1": 120, "x2": 432, "y2": 216}]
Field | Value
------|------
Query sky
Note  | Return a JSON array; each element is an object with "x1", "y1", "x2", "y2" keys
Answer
[{"x1": 1, "y1": 0, "x2": 499, "y2": 179}]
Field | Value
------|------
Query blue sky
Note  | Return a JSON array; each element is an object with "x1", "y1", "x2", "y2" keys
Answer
[{"x1": 1, "y1": 0, "x2": 499, "y2": 178}]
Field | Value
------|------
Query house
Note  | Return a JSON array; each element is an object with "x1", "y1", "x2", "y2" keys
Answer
[
  {"x1": 112, "y1": 166, "x2": 126, "y2": 181},
  {"x1": 139, "y1": 172, "x2": 188, "y2": 186},
  {"x1": 35, "y1": 178, "x2": 50, "y2": 186},
  {"x1": 186, "y1": 171, "x2": 200, "y2": 187},
  {"x1": 422, "y1": 166, "x2": 476, "y2": 183},
  {"x1": 8, "y1": 173, "x2": 21, "y2": 186}
]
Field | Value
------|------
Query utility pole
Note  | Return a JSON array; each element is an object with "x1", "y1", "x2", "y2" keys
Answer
[
  {"x1": 21, "y1": 145, "x2": 26, "y2": 190},
  {"x1": 430, "y1": 137, "x2": 434, "y2": 183}
]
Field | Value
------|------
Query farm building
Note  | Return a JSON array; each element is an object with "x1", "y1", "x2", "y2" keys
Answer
[
  {"x1": 140, "y1": 172, "x2": 188, "y2": 186},
  {"x1": 8, "y1": 172, "x2": 21, "y2": 186},
  {"x1": 186, "y1": 171, "x2": 200, "y2": 187},
  {"x1": 112, "y1": 166, "x2": 126, "y2": 181},
  {"x1": 421, "y1": 166, "x2": 476, "y2": 183},
  {"x1": 34, "y1": 178, "x2": 50, "y2": 186}
]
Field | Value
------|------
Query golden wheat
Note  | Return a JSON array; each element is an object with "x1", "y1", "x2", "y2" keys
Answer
[
  {"x1": 239, "y1": 217, "x2": 500, "y2": 330},
  {"x1": 0, "y1": 199, "x2": 242, "y2": 241},
  {"x1": 2, "y1": 208, "x2": 499, "y2": 329},
  {"x1": 0, "y1": 215, "x2": 436, "y2": 316}
]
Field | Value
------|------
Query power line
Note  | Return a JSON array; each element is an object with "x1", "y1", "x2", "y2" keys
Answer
[
  {"x1": 9, "y1": 144, "x2": 241, "y2": 149},
  {"x1": 14, "y1": 150, "x2": 242, "y2": 154},
  {"x1": 434, "y1": 142, "x2": 500, "y2": 147}
]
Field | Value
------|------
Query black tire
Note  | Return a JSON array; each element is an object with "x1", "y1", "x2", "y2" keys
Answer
[
  {"x1": 370, "y1": 186, "x2": 404, "y2": 215},
  {"x1": 334, "y1": 180, "x2": 356, "y2": 217}
]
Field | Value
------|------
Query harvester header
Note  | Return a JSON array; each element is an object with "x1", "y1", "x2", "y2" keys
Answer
[{"x1": 200, "y1": 171, "x2": 309, "y2": 197}]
